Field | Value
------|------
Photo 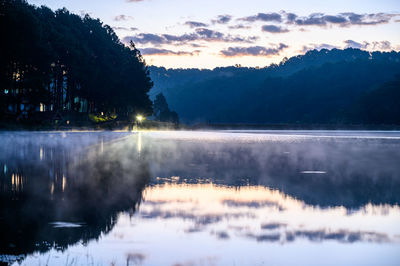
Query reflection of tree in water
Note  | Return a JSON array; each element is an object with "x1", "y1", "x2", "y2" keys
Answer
[
  {"x1": 0, "y1": 133, "x2": 150, "y2": 262},
  {"x1": 147, "y1": 138, "x2": 400, "y2": 208},
  {"x1": 1, "y1": 132, "x2": 400, "y2": 263}
]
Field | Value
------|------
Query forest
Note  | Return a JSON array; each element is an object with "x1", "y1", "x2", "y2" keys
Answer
[
  {"x1": 1, "y1": 0, "x2": 399, "y2": 128},
  {"x1": 149, "y1": 48, "x2": 400, "y2": 125},
  {"x1": 0, "y1": 0, "x2": 153, "y2": 126}
]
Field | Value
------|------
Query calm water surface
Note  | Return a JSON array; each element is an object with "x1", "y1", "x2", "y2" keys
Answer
[{"x1": 1, "y1": 130, "x2": 400, "y2": 266}]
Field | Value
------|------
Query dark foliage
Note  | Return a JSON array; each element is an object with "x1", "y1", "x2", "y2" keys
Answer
[
  {"x1": 0, "y1": 132, "x2": 149, "y2": 258},
  {"x1": 149, "y1": 49, "x2": 400, "y2": 125},
  {"x1": 153, "y1": 93, "x2": 179, "y2": 124},
  {"x1": 354, "y1": 76, "x2": 400, "y2": 124},
  {"x1": 0, "y1": 0, "x2": 153, "y2": 123}
]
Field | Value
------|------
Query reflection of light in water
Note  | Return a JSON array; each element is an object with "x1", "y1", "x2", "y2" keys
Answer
[
  {"x1": 11, "y1": 174, "x2": 15, "y2": 192},
  {"x1": 101, "y1": 138, "x2": 104, "y2": 153},
  {"x1": 300, "y1": 171, "x2": 327, "y2": 174},
  {"x1": 137, "y1": 132, "x2": 142, "y2": 153},
  {"x1": 49, "y1": 222, "x2": 84, "y2": 228},
  {"x1": 62, "y1": 175, "x2": 66, "y2": 192},
  {"x1": 39, "y1": 147, "x2": 43, "y2": 160},
  {"x1": 11, "y1": 173, "x2": 23, "y2": 192},
  {"x1": 3, "y1": 164, "x2": 7, "y2": 174}
]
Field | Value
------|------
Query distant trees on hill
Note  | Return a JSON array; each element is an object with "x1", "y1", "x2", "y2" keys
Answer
[
  {"x1": 355, "y1": 76, "x2": 400, "y2": 125},
  {"x1": 149, "y1": 49, "x2": 400, "y2": 125},
  {"x1": 0, "y1": 0, "x2": 153, "y2": 124}
]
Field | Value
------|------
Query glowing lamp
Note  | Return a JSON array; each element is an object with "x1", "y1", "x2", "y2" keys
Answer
[{"x1": 136, "y1": 115, "x2": 144, "y2": 122}]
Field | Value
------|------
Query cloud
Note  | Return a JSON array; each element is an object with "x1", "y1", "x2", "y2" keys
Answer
[
  {"x1": 312, "y1": 43, "x2": 340, "y2": 50},
  {"x1": 194, "y1": 28, "x2": 258, "y2": 42},
  {"x1": 284, "y1": 12, "x2": 298, "y2": 22},
  {"x1": 125, "y1": 33, "x2": 166, "y2": 45},
  {"x1": 139, "y1": 48, "x2": 201, "y2": 56},
  {"x1": 212, "y1": 15, "x2": 233, "y2": 24},
  {"x1": 123, "y1": 28, "x2": 258, "y2": 45},
  {"x1": 290, "y1": 12, "x2": 396, "y2": 27},
  {"x1": 343, "y1": 12, "x2": 396, "y2": 25},
  {"x1": 369, "y1": 41, "x2": 393, "y2": 50},
  {"x1": 239, "y1": 12, "x2": 282, "y2": 22},
  {"x1": 112, "y1": 26, "x2": 138, "y2": 31},
  {"x1": 239, "y1": 11, "x2": 397, "y2": 28},
  {"x1": 301, "y1": 40, "x2": 396, "y2": 54},
  {"x1": 301, "y1": 43, "x2": 340, "y2": 53},
  {"x1": 190, "y1": 43, "x2": 206, "y2": 48},
  {"x1": 161, "y1": 33, "x2": 199, "y2": 43},
  {"x1": 184, "y1": 21, "x2": 208, "y2": 28},
  {"x1": 344, "y1": 40, "x2": 395, "y2": 50},
  {"x1": 196, "y1": 28, "x2": 224, "y2": 38},
  {"x1": 262, "y1": 25, "x2": 289, "y2": 33},
  {"x1": 228, "y1": 24, "x2": 251, "y2": 30},
  {"x1": 291, "y1": 13, "x2": 343, "y2": 26},
  {"x1": 344, "y1": 40, "x2": 368, "y2": 49},
  {"x1": 114, "y1": 14, "x2": 134, "y2": 21},
  {"x1": 220, "y1": 43, "x2": 288, "y2": 57}
]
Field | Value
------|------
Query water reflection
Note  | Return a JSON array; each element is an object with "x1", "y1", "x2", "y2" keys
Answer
[
  {"x1": 0, "y1": 132, "x2": 148, "y2": 264},
  {"x1": 143, "y1": 131, "x2": 400, "y2": 208},
  {"x1": 0, "y1": 131, "x2": 399, "y2": 265},
  {"x1": 140, "y1": 182, "x2": 399, "y2": 244}
]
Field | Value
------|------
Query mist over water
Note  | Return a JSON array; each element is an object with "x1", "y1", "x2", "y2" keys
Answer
[{"x1": 1, "y1": 131, "x2": 399, "y2": 265}]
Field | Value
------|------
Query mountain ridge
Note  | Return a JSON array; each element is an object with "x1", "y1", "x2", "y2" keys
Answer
[{"x1": 148, "y1": 48, "x2": 400, "y2": 125}]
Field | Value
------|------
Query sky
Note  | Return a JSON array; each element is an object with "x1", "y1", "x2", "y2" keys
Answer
[{"x1": 28, "y1": 0, "x2": 400, "y2": 69}]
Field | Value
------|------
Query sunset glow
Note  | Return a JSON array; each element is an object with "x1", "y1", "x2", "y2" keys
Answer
[{"x1": 29, "y1": 0, "x2": 400, "y2": 68}]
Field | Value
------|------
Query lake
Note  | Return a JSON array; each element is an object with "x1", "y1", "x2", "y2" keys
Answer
[{"x1": 1, "y1": 130, "x2": 400, "y2": 266}]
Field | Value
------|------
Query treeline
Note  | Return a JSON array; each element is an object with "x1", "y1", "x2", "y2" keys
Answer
[
  {"x1": 149, "y1": 48, "x2": 400, "y2": 125},
  {"x1": 0, "y1": 0, "x2": 153, "y2": 124}
]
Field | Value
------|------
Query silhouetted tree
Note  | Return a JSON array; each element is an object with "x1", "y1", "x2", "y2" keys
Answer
[
  {"x1": 0, "y1": 0, "x2": 153, "y2": 124},
  {"x1": 153, "y1": 93, "x2": 179, "y2": 124}
]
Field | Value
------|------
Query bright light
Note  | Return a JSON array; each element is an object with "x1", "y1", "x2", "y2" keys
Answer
[{"x1": 136, "y1": 115, "x2": 144, "y2": 122}]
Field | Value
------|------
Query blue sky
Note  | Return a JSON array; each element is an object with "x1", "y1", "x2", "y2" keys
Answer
[{"x1": 29, "y1": 0, "x2": 400, "y2": 69}]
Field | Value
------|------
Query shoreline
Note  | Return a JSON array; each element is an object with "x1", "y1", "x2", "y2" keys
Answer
[
  {"x1": 1, "y1": 124, "x2": 400, "y2": 132},
  {"x1": 191, "y1": 123, "x2": 400, "y2": 131}
]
